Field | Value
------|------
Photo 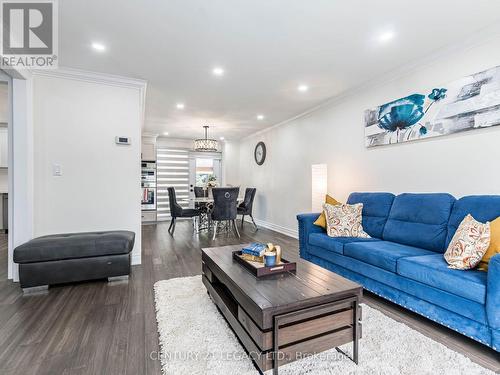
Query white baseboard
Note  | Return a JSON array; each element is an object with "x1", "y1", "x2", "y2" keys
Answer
[
  {"x1": 244, "y1": 217, "x2": 298, "y2": 239},
  {"x1": 131, "y1": 254, "x2": 142, "y2": 265}
]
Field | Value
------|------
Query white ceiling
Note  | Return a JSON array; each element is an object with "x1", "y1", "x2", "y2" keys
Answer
[{"x1": 59, "y1": 0, "x2": 500, "y2": 140}]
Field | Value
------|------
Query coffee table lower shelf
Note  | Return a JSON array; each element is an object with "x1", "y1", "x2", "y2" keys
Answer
[{"x1": 202, "y1": 269, "x2": 362, "y2": 374}]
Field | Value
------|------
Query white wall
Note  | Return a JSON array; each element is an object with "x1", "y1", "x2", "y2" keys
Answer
[
  {"x1": 222, "y1": 141, "x2": 240, "y2": 187},
  {"x1": 237, "y1": 34, "x2": 500, "y2": 235},
  {"x1": 156, "y1": 136, "x2": 193, "y2": 150},
  {"x1": 32, "y1": 72, "x2": 144, "y2": 264}
]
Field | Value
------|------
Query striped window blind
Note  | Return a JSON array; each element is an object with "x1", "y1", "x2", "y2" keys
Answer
[{"x1": 156, "y1": 147, "x2": 190, "y2": 221}]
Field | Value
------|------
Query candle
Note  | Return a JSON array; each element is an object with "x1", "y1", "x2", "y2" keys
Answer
[{"x1": 275, "y1": 246, "x2": 282, "y2": 264}]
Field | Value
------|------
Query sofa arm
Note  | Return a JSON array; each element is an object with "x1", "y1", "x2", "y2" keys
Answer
[
  {"x1": 297, "y1": 213, "x2": 324, "y2": 259},
  {"x1": 487, "y1": 253, "x2": 500, "y2": 330}
]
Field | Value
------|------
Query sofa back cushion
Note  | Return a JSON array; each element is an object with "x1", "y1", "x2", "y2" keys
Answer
[
  {"x1": 347, "y1": 192, "x2": 395, "y2": 238},
  {"x1": 383, "y1": 193, "x2": 455, "y2": 252},
  {"x1": 446, "y1": 195, "x2": 500, "y2": 248}
]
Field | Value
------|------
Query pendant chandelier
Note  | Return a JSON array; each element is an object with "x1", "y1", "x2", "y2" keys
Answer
[{"x1": 194, "y1": 125, "x2": 218, "y2": 152}]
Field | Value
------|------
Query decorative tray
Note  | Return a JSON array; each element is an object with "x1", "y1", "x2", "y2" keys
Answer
[{"x1": 232, "y1": 250, "x2": 297, "y2": 277}]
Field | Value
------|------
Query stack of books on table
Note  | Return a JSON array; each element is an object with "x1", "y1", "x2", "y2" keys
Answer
[
  {"x1": 240, "y1": 243, "x2": 267, "y2": 264},
  {"x1": 242, "y1": 243, "x2": 267, "y2": 257}
]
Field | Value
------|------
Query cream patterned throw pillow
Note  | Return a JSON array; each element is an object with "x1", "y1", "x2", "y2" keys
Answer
[
  {"x1": 323, "y1": 203, "x2": 370, "y2": 238},
  {"x1": 444, "y1": 214, "x2": 490, "y2": 270}
]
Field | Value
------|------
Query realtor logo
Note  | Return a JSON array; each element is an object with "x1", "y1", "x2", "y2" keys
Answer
[{"x1": 0, "y1": 0, "x2": 58, "y2": 68}]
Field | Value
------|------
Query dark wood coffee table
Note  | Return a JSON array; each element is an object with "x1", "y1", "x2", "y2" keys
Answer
[{"x1": 201, "y1": 244, "x2": 362, "y2": 374}]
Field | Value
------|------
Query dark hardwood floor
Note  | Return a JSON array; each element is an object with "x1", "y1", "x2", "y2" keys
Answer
[{"x1": 0, "y1": 222, "x2": 498, "y2": 374}]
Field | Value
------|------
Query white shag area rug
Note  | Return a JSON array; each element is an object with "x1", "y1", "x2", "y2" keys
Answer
[{"x1": 154, "y1": 276, "x2": 495, "y2": 375}]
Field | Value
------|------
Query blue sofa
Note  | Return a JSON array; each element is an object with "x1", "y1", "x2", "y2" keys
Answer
[{"x1": 297, "y1": 192, "x2": 500, "y2": 351}]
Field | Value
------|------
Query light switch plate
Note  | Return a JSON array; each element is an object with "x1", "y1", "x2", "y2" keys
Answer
[
  {"x1": 115, "y1": 136, "x2": 131, "y2": 145},
  {"x1": 52, "y1": 164, "x2": 62, "y2": 176}
]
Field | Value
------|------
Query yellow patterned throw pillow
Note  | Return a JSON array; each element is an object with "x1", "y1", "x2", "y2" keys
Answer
[
  {"x1": 313, "y1": 195, "x2": 341, "y2": 229},
  {"x1": 323, "y1": 203, "x2": 370, "y2": 238},
  {"x1": 444, "y1": 214, "x2": 490, "y2": 270},
  {"x1": 478, "y1": 216, "x2": 500, "y2": 271}
]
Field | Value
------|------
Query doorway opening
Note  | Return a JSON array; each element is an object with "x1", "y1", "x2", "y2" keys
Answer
[
  {"x1": 195, "y1": 158, "x2": 221, "y2": 187},
  {"x1": 189, "y1": 154, "x2": 222, "y2": 200}
]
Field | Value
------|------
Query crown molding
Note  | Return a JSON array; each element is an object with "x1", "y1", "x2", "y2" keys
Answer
[
  {"x1": 2, "y1": 66, "x2": 33, "y2": 80},
  {"x1": 243, "y1": 22, "x2": 500, "y2": 140},
  {"x1": 31, "y1": 66, "x2": 147, "y2": 90}
]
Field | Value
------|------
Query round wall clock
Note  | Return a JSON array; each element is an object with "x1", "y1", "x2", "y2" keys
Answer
[{"x1": 254, "y1": 141, "x2": 266, "y2": 165}]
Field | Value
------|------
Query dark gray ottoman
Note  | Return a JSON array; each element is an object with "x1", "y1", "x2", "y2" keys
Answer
[{"x1": 14, "y1": 231, "x2": 135, "y2": 291}]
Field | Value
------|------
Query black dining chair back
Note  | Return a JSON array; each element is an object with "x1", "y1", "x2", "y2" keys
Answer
[
  {"x1": 194, "y1": 186, "x2": 207, "y2": 198},
  {"x1": 211, "y1": 187, "x2": 240, "y2": 239},
  {"x1": 239, "y1": 188, "x2": 256, "y2": 214},
  {"x1": 212, "y1": 187, "x2": 239, "y2": 220},
  {"x1": 237, "y1": 188, "x2": 258, "y2": 230},
  {"x1": 167, "y1": 187, "x2": 200, "y2": 234},
  {"x1": 167, "y1": 187, "x2": 183, "y2": 218}
]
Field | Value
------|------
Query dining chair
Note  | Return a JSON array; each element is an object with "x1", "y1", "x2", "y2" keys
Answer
[
  {"x1": 211, "y1": 187, "x2": 240, "y2": 240},
  {"x1": 193, "y1": 186, "x2": 207, "y2": 211},
  {"x1": 193, "y1": 186, "x2": 207, "y2": 198},
  {"x1": 238, "y1": 188, "x2": 257, "y2": 230},
  {"x1": 167, "y1": 187, "x2": 200, "y2": 234}
]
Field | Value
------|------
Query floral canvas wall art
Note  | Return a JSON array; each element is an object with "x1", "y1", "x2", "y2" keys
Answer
[{"x1": 364, "y1": 65, "x2": 500, "y2": 147}]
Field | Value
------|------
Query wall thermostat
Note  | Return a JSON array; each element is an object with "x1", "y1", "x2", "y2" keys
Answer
[{"x1": 115, "y1": 136, "x2": 131, "y2": 145}]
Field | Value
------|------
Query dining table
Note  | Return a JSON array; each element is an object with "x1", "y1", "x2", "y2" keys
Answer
[
  {"x1": 183, "y1": 196, "x2": 245, "y2": 204},
  {"x1": 181, "y1": 196, "x2": 244, "y2": 233}
]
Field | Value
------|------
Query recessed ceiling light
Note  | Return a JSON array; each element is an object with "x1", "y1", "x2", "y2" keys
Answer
[
  {"x1": 163, "y1": 132, "x2": 169, "y2": 136},
  {"x1": 297, "y1": 84, "x2": 309, "y2": 92},
  {"x1": 378, "y1": 31, "x2": 395, "y2": 43},
  {"x1": 91, "y1": 42, "x2": 106, "y2": 52},
  {"x1": 257, "y1": 114, "x2": 265, "y2": 120},
  {"x1": 212, "y1": 67, "x2": 225, "y2": 76},
  {"x1": 176, "y1": 103, "x2": 185, "y2": 109},
  {"x1": 219, "y1": 136, "x2": 225, "y2": 140}
]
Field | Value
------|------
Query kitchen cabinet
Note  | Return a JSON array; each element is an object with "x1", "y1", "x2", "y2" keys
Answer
[
  {"x1": 141, "y1": 211, "x2": 156, "y2": 223},
  {"x1": 141, "y1": 141, "x2": 156, "y2": 161},
  {"x1": 0, "y1": 127, "x2": 7, "y2": 168}
]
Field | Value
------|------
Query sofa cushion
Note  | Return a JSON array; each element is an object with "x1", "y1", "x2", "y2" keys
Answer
[
  {"x1": 323, "y1": 203, "x2": 370, "y2": 238},
  {"x1": 444, "y1": 214, "x2": 490, "y2": 270},
  {"x1": 347, "y1": 192, "x2": 395, "y2": 238},
  {"x1": 383, "y1": 193, "x2": 455, "y2": 252},
  {"x1": 398, "y1": 254, "x2": 487, "y2": 305},
  {"x1": 479, "y1": 216, "x2": 500, "y2": 271},
  {"x1": 14, "y1": 231, "x2": 135, "y2": 263},
  {"x1": 309, "y1": 232, "x2": 379, "y2": 255},
  {"x1": 313, "y1": 194, "x2": 341, "y2": 229},
  {"x1": 447, "y1": 195, "x2": 500, "y2": 248},
  {"x1": 343, "y1": 241, "x2": 434, "y2": 273}
]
